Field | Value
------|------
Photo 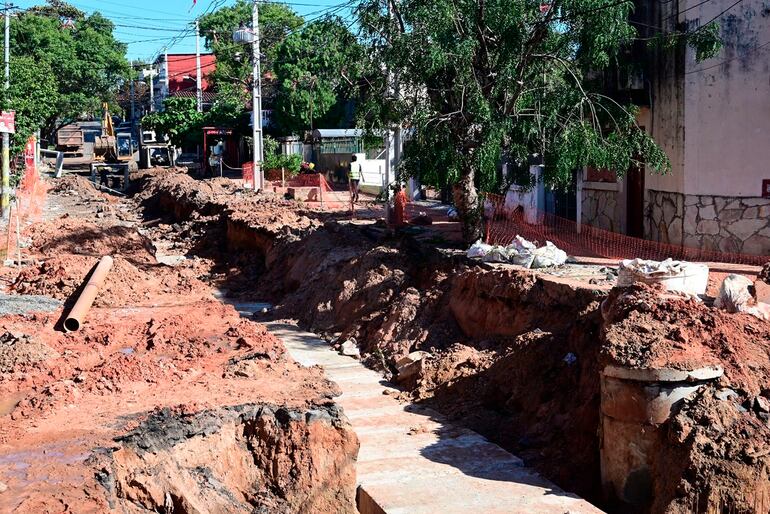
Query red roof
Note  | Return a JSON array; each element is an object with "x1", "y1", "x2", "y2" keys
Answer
[{"x1": 165, "y1": 53, "x2": 216, "y2": 93}]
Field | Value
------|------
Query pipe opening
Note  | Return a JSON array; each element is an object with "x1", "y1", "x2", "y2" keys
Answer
[{"x1": 63, "y1": 318, "x2": 81, "y2": 332}]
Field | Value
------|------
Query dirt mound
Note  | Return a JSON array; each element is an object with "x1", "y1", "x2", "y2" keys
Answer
[
  {"x1": 111, "y1": 403, "x2": 358, "y2": 513},
  {"x1": 49, "y1": 175, "x2": 113, "y2": 203},
  {"x1": 28, "y1": 217, "x2": 155, "y2": 265},
  {"x1": 656, "y1": 388, "x2": 770, "y2": 513},
  {"x1": 136, "y1": 170, "x2": 322, "y2": 257},
  {"x1": 11, "y1": 254, "x2": 210, "y2": 307},
  {"x1": 227, "y1": 194, "x2": 320, "y2": 235},
  {"x1": 602, "y1": 284, "x2": 770, "y2": 394},
  {"x1": 0, "y1": 331, "x2": 59, "y2": 373},
  {"x1": 134, "y1": 168, "x2": 240, "y2": 217}
]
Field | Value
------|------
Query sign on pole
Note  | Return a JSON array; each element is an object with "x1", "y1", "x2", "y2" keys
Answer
[{"x1": 0, "y1": 111, "x2": 15, "y2": 134}]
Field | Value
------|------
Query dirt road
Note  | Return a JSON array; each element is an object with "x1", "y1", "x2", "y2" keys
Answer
[
  {"x1": 2, "y1": 169, "x2": 770, "y2": 513},
  {"x1": 0, "y1": 175, "x2": 358, "y2": 513}
]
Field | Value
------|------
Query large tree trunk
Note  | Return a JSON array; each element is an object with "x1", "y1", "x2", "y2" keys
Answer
[{"x1": 453, "y1": 166, "x2": 483, "y2": 244}]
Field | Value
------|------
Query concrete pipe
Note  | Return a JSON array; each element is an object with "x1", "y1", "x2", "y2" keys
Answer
[
  {"x1": 600, "y1": 364, "x2": 723, "y2": 512},
  {"x1": 64, "y1": 255, "x2": 114, "y2": 332}
]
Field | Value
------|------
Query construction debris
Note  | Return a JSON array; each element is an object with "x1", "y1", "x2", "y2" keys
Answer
[
  {"x1": 468, "y1": 236, "x2": 567, "y2": 268},
  {"x1": 715, "y1": 274, "x2": 770, "y2": 320},
  {"x1": 617, "y1": 258, "x2": 709, "y2": 295}
]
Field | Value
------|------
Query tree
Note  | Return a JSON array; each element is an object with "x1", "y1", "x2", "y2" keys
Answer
[
  {"x1": 356, "y1": 0, "x2": 721, "y2": 242},
  {"x1": 0, "y1": 57, "x2": 58, "y2": 156},
  {"x1": 273, "y1": 17, "x2": 364, "y2": 134},
  {"x1": 142, "y1": 97, "x2": 204, "y2": 148},
  {"x1": 198, "y1": 0, "x2": 303, "y2": 104},
  {"x1": 142, "y1": 92, "x2": 250, "y2": 149},
  {"x1": 10, "y1": 1, "x2": 130, "y2": 141}
]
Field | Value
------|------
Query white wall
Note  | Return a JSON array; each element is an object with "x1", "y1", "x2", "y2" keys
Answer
[{"x1": 676, "y1": 0, "x2": 770, "y2": 197}]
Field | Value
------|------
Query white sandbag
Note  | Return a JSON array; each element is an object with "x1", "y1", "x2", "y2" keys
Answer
[
  {"x1": 467, "y1": 240, "x2": 493, "y2": 259},
  {"x1": 715, "y1": 274, "x2": 755, "y2": 313},
  {"x1": 531, "y1": 241, "x2": 568, "y2": 268},
  {"x1": 506, "y1": 246, "x2": 535, "y2": 268},
  {"x1": 510, "y1": 235, "x2": 537, "y2": 252},
  {"x1": 482, "y1": 246, "x2": 510, "y2": 263},
  {"x1": 617, "y1": 258, "x2": 709, "y2": 296}
]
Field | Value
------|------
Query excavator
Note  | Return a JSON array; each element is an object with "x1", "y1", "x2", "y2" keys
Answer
[
  {"x1": 56, "y1": 104, "x2": 134, "y2": 166},
  {"x1": 89, "y1": 103, "x2": 135, "y2": 191},
  {"x1": 94, "y1": 103, "x2": 134, "y2": 163}
]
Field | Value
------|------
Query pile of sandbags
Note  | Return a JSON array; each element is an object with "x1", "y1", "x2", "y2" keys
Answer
[
  {"x1": 617, "y1": 258, "x2": 709, "y2": 296},
  {"x1": 466, "y1": 236, "x2": 567, "y2": 269}
]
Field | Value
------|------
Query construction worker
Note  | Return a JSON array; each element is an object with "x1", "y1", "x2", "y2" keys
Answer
[{"x1": 348, "y1": 154, "x2": 364, "y2": 203}]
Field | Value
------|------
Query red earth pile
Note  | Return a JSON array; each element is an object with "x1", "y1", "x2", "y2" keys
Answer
[
  {"x1": 601, "y1": 284, "x2": 770, "y2": 513},
  {"x1": 0, "y1": 178, "x2": 359, "y2": 513},
  {"x1": 123, "y1": 167, "x2": 770, "y2": 513}
]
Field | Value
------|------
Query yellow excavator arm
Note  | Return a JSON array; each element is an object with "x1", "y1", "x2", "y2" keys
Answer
[{"x1": 102, "y1": 102, "x2": 115, "y2": 138}]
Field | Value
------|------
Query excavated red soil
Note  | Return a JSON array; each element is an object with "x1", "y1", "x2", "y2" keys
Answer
[
  {"x1": 49, "y1": 174, "x2": 117, "y2": 204},
  {"x1": 602, "y1": 284, "x2": 770, "y2": 393},
  {"x1": 0, "y1": 178, "x2": 359, "y2": 513},
  {"x1": 127, "y1": 168, "x2": 770, "y2": 513},
  {"x1": 602, "y1": 285, "x2": 770, "y2": 513}
]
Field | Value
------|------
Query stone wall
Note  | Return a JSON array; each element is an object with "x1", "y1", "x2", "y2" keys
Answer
[
  {"x1": 582, "y1": 188, "x2": 622, "y2": 232},
  {"x1": 646, "y1": 189, "x2": 770, "y2": 255}
]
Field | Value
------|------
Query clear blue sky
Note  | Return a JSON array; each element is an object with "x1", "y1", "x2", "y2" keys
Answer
[{"x1": 14, "y1": 0, "x2": 355, "y2": 61}]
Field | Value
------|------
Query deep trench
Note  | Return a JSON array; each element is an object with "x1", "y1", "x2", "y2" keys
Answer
[
  {"x1": 136, "y1": 184, "x2": 612, "y2": 509},
  {"x1": 134, "y1": 177, "x2": 770, "y2": 514}
]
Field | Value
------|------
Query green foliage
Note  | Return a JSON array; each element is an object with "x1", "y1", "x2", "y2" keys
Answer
[
  {"x1": 142, "y1": 93, "x2": 249, "y2": 148},
  {"x1": 142, "y1": 97, "x2": 204, "y2": 147},
  {"x1": 355, "y1": 0, "x2": 687, "y2": 240},
  {"x1": 198, "y1": 1, "x2": 303, "y2": 96},
  {"x1": 273, "y1": 17, "x2": 363, "y2": 134},
  {"x1": 647, "y1": 21, "x2": 722, "y2": 62},
  {"x1": 685, "y1": 22, "x2": 723, "y2": 62},
  {"x1": 0, "y1": 57, "x2": 58, "y2": 156},
  {"x1": 11, "y1": 1, "x2": 130, "y2": 140},
  {"x1": 261, "y1": 135, "x2": 301, "y2": 173}
]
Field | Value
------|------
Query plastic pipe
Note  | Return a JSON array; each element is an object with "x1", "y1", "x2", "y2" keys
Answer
[{"x1": 64, "y1": 255, "x2": 113, "y2": 332}]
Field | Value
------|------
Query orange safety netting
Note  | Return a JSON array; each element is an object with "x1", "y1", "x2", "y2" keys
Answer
[
  {"x1": 1, "y1": 156, "x2": 47, "y2": 262},
  {"x1": 483, "y1": 193, "x2": 767, "y2": 266},
  {"x1": 274, "y1": 173, "x2": 336, "y2": 193}
]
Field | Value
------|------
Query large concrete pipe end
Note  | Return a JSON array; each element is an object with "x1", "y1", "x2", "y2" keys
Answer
[
  {"x1": 600, "y1": 364, "x2": 723, "y2": 511},
  {"x1": 64, "y1": 255, "x2": 114, "y2": 333}
]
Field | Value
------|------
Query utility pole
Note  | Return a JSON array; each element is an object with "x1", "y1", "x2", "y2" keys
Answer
[
  {"x1": 252, "y1": 0, "x2": 264, "y2": 190},
  {"x1": 383, "y1": 0, "x2": 394, "y2": 220},
  {"x1": 2, "y1": 1, "x2": 10, "y2": 217},
  {"x1": 130, "y1": 60, "x2": 135, "y2": 123},
  {"x1": 195, "y1": 20, "x2": 202, "y2": 113},
  {"x1": 147, "y1": 68, "x2": 154, "y2": 112}
]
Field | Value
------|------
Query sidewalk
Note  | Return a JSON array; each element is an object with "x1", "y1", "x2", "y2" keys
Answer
[{"x1": 267, "y1": 322, "x2": 604, "y2": 514}]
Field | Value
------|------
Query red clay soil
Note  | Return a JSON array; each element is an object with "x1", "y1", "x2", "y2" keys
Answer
[
  {"x1": 49, "y1": 174, "x2": 117, "y2": 204},
  {"x1": 0, "y1": 182, "x2": 359, "y2": 513},
  {"x1": 135, "y1": 168, "x2": 321, "y2": 231},
  {"x1": 600, "y1": 284, "x2": 770, "y2": 513},
  {"x1": 130, "y1": 167, "x2": 770, "y2": 513},
  {"x1": 258, "y1": 221, "x2": 770, "y2": 512},
  {"x1": 602, "y1": 284, "x2": 770, "y2": 394}
]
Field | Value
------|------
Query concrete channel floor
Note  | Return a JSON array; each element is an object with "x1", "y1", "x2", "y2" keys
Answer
[{"x1": 266, "y1": 322, "x2": 605, "y2": 514}]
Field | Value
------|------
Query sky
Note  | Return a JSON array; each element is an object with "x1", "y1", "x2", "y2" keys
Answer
[{"x1": 14, "y1": 0, "x2": 356, "y2": 62}]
